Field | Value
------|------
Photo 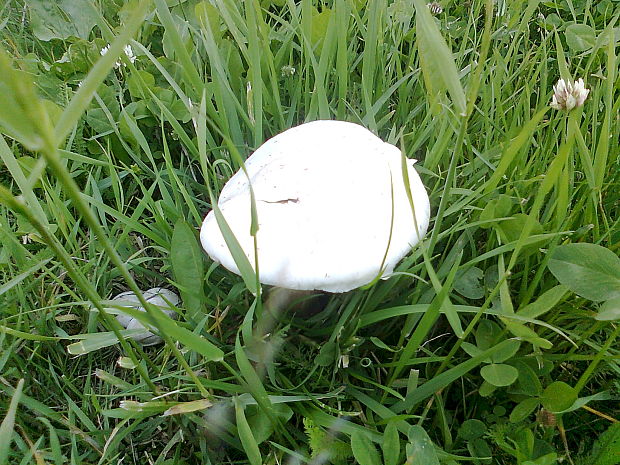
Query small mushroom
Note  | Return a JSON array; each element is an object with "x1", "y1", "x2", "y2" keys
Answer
[
  {"x1": 112, "y1": 287, "x2": 179, "y2": 346},
  {"x1": 200, "y1": 120, "x2": 431, "y2": 293}
]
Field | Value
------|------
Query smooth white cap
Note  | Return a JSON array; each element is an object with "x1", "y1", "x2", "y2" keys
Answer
[
  {"x1": 113, "y1": 287, "x2": 179, "y2": 346},
  {"x1": 200, "y1": 120, "x2": 430, "y2": 292}
]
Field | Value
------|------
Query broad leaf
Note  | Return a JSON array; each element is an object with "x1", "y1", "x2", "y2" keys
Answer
[
  {"x1": 595, "y1": 297, "x2": 620, "y2": 321},
  {"x1": 382, "y1": 422, "x2": 400, "y2": 465},
  {"x1": 406, "y1": 426, "x2": 440, "y2": 465},
  {"x1": 565, "y1": 24, "x2": 596, "y2": 52},
  {"x1": 171, "y1": 220, "x2": 205, "y2": 323},
  {"x1": 548, "y1": 243, "x2": 620, "y2": 302},
  {"x1": 351, "y1": 431, "x2": 382, "y2": 465},
  {"x1": 490, "y1": 339, "x2": 520, "y2": 363},
  {"x1": 458, "y1": 419, "x2": 486, "y2": 441},
  {"x1": 0, "y1": 50, "x2": 46, "y2": 151},
  {"x1": 541, "y1": 381, "x2": 577, "y2": 413},
  {"x1": 518, "y1": 285, "x2": 569, "y2": 318},
  {"x1": 25, "y1": 0, "x2": 98, "y2": 41},
  {"x1": 246, "y1": 403, "x2": 293, "y2": 444},
  {"x1": 480, "y1": 363, "x2": 518, "y2": 387},
  {"x1": 510, "y1": 398, "x2": 540, "y2": 423},
  {"x1": 454, "y1": 267, "x2": 485, "y2": 299}
]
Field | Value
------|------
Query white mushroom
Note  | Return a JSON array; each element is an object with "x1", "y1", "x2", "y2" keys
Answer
[
  {"x1": 200, "y1": 120, "x2": 431, "y2": 293},
  {"x1": 112, "y1": 287, "x2": 179, "y2": 346}
]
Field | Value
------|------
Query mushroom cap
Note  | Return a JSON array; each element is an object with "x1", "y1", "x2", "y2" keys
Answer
[
  {"x1": 112, "y1": 287, "x2": 179, "y2": 346},
  {"x1": 200, "y1": 120, "x2": 431, "y2": 292}
]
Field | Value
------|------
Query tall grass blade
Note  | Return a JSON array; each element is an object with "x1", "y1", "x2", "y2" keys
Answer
[
  {"x1": 0, "y1": 379, "x2": 24, "y2": 465},
  {"x1": 234, "y1": 396, "x2": 262, "y2": 465},
  {"x1": 484, "y1": 108, "x2": 548, "y2": 194},
  {"x1": 593, "y1": 27, "x2": 616, "y2": 194},
  {"x1": 413, "y1": 0, "x2": 466, "y2": 115}
]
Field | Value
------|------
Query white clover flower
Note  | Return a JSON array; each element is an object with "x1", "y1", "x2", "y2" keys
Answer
[
  {"x1": 123, "y1": 45, "x2": 136, "y2": 64},
  {"x1": 427, "y1": 2, "x2": 443, "y2": 15},
  {"x1": 281, "y1": 65, "x2": 296, "y2": 77},
  {"x1": 100, "y1": 44, "x2": 121, "y2": 69},
  {"x1": 100, "y1": 44, "x2": 136, "y2": 69},
  {"x1": 550, "y1": 78, "x2": 589, "y2": 112}
]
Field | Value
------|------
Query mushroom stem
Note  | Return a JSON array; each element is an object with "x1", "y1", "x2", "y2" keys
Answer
[
  {"x1": 267, "y1": 287, "x2": 327, "y2": 316},
  {"x1": 254, "y1": 288, "x2": 327, "y2": 337}
]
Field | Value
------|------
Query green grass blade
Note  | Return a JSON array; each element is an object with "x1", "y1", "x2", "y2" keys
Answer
[
  {"x1": 593, "y1": 26, "x2": 616, "y2": 193},
  {"x1": 234, "y1": 396, "x2": 262, "y2": 465},
  {"x1": 0, "y1": 254, "x2": 51, "y2": 296},
  {"x1": 389, "y1": 249, "x2": 461, "y2": 384},
  {"x1": 361, "y1": 0, "x2": 384, "y2": 127},
  {"x1": 484, "y1": 107, "x2": 548, "y2": 194},
  {"x1": 66, "y1": 329, "x2": 146, "y2": 355},
  {"x1": 245, "y1": 0, "x2": 264, "y2": 146},
  {"x1": 208, "y1": 193, "x2": 258, "y2": 295},
  {"x1": 413, "y1": 0, "x2": 466, "y2": 116},
  {"x1": 0, "y1": 379, "x2": 24, "y2": 465}
]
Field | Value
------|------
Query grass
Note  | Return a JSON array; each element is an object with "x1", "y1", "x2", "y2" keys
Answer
[{"x1": 0, "y1": 0, "x2": 619, "y2": 464}]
